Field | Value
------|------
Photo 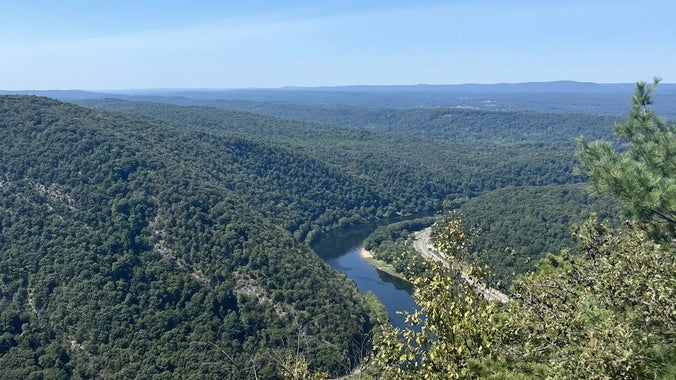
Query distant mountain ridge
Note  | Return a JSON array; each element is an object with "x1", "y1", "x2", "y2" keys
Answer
[
  {"x1": 4, "y1": 80, "x2": 675, "y2": 96},
  {"x1": 4, "y1": 81, "x2": 675, "y2": 116},
  {"x1": 276, "y1": 81, "x2": 644, "y2": 93}
]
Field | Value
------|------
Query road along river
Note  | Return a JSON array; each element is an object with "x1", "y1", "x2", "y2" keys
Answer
[
  {"x1": 313, "y1": 223, "x2": 509, "y2": 331},
  {"x1": 412, "y1": 227, "x2": 510, "y2": 303}
]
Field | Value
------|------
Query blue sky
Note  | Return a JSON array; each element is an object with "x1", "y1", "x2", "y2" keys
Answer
[{"x1": 2, "y1": 0, "x2": 675, "y2": 89}]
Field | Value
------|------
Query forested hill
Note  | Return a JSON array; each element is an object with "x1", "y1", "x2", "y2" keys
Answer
[
  {"x1": 0, "y1": 96, "x2": 387, "y2": 378},
  {"x1": 460, "y1": 184, "x2": 621, "y2": 287},
  {"x1": 78, "y1": 97, "x2": 619, "y2": 145},
  {"x1": 212, "y1": 103, "x2": 620, "y2": 145},
  {"x1": 77, "y1": 98, "x2": 587, "y2": 198},
  {"x1": 0, "y1": 95, "x2": 620, "y2": 377}
]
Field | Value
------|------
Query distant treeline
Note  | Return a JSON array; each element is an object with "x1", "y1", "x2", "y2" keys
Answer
[{"x1": 79, "y1": 97, "x2": 621, "y2": 145}]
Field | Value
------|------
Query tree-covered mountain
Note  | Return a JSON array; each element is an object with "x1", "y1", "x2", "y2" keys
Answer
[
  {"x1": 460, "y1": 184, "x2": 621, "y2": 287},
  {"x1": 76, "y1": 98, "x2": 628, "y2": 281},
  {"x1": 78, "y1": 97, "x2": 621, "y2": 145},
  {"x1": 76, "y1": 98, "x2": 587, "y2": 198},
  {"x1": 0, "y1": 96, "x2": 385, "y2": 378},
  {"x1": 0, "y1": 92, "x2": 637, "y2": 378},
  {"x1": 84, "y1": 99, "x2": 625, "y2": 269},
  {"x1": 373, "y1": 81, "x2": 676, "y2": 379}
]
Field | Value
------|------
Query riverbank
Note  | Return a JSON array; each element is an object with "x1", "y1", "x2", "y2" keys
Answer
[{"x1": 359, "y1": 247, "x2": 412, "y2": 284}]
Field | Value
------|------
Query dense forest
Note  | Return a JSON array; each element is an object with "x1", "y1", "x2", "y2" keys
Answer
[
  {"x1": 77, "y1": 97, "x2": 621, "y2": 145},
  {"x1": 187, "y1": 101, "x2": 620, "y2": 145},
  {"x1": 1, "y1": 81, "x2": 669, "y2": 378},
  {"x1": 0, "y1": 97, "x2": 382, "y2": 378},
  {"x1": 361, "y1": 185, "x2": 621, "y2": 290},
  {"x1": 459, "y1": 184, "x2": 621, "y2": 287},
  {"x1": 78, "y1": 98, "x2": 597, "y2": 197}
]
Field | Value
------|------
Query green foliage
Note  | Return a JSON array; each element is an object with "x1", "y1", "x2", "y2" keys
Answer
[
  {"x1": 5, "y1": 94, "x2": 599, "y2": 378},
  {"x1": 87, "y1": 97, "x2": 620, "y2": 146},
  {"x1": 577, "y1": 78, "x2": 676, "y2": 239},
  {"x1": 373, "y1": 217, "x2": 676, "y2": 379},
  {"x1": 502, "y1": 218, "x2": 675, "y2": 379},
  {"x1": 0, "y1": 96, "x2": 375, "y2": 378},
  {"x1": 432, "y1": 216, "x2": 479, "y2": 261},
  {"x1": 277, "y1": 354, "x2": 329, "y2": 380},
  {"x1": 363, "y1": 218, "x2": 435, "y2": 251},
  {"x1": 4, "y1": 78, "x2": 666, "y2": 378},
  {"x1": 362, "y1": 218, "x2": 434, "y2": 278},
  {"x1": 460, "y1": 184, "x2": 621, "y2": 288},
  {"x1": 362, "y1": 291, "x2": 389, "y2": 328},
  {"x1": 373, "y1": 218, "x2": 498, "y2": 379},
  {"x1": 374, "y1": 82, "x2": 676, "y2": 377},
  {"x1": 80, "y1": 98, "x2": 587, "y2": 201}
]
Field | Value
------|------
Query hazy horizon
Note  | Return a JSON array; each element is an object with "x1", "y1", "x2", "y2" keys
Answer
[{"x1": 4, "y1": 80, "x2": 676, "y2": 93}]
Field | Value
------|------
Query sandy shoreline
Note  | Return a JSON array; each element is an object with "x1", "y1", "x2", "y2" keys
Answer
[
  {"x1": 359, "y1": 247, "x2": 373, "y2": 259},
  {"x1": 358, "y1": 247, "x2": 413, "y2": 284}
]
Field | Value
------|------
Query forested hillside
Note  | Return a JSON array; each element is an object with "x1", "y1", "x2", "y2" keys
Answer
[
  {"x1": 78, "y1": 99, "x2": 586, "y2": 197},
  {"x1": 361, "y1": 184, "x2": 621, "y2": 291},
  {"x1": 78, "y1": 99, "x2": 625, "y2": 286},
  {"x1": 78, "y1": 97, "x2": 620, "y2": 145},
  {"x1": 460, "y1": 184, "x2": 621, "y2": 287},
  {"x1": 0, "y1": 96, "x2": 383, "y2": 378},
  {"x1": 0, "y1": 93, "x2": 634, "y2": 378}
]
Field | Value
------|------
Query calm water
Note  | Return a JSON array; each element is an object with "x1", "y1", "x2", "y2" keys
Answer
[{"x1": 312, "y1": 224, "x2": 418, "y2": 329}]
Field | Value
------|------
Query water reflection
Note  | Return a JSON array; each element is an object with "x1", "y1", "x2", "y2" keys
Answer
[
  {"x1": 312, "y1": 224, "x2": 419, "y2": 330},
  {"x1": 376, "y1": 269, "x2": 414, "y2": 293}
]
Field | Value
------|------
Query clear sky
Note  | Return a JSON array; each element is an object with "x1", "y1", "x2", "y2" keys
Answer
[{"x1": 2, "y1": 0, "x2": 675, "y2": 90}]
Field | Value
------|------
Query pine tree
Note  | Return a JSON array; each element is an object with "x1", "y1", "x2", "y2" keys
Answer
[{"x1": 576, "y1": 78, "x2": 676, "y2": 239}]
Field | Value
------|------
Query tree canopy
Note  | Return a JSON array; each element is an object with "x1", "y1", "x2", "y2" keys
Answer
[
  {"x1": 577, "y1": 78, "x2": 676, "y2": 239},
  {"x1": 0, "y1": 96, "x2": 381, "y2": 378}
]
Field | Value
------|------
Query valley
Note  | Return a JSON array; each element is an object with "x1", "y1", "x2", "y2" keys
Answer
[{"x1": 0, "y1": 83, "x2": 672, "y2": 378}]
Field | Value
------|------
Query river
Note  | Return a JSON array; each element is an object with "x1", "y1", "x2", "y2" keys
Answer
[{"x1": 312, "y1": 224, "x2": 418, "y2": 329}]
